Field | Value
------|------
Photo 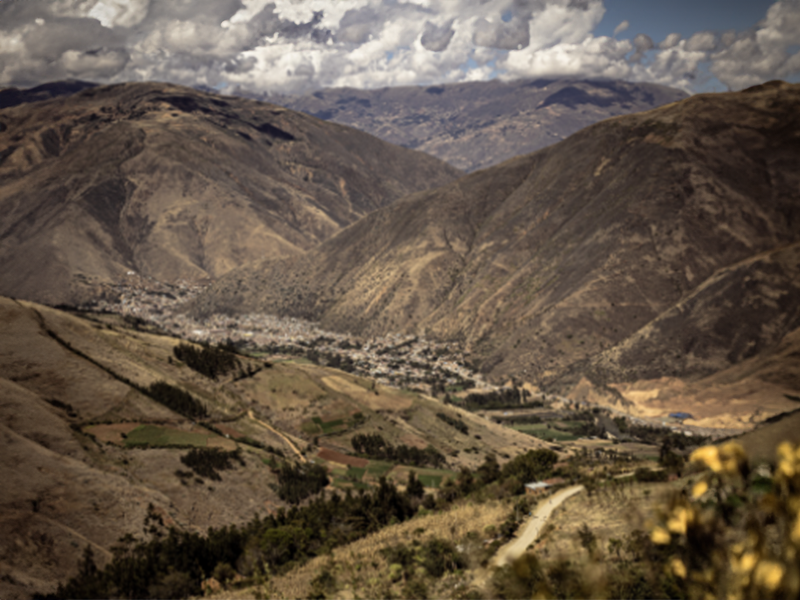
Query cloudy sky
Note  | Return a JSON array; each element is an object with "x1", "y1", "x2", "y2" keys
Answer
[{"x1": 1, "y1": 0, "x2": 798, "y2": 95}]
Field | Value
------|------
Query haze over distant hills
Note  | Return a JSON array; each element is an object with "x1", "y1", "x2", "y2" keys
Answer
[
  {"x1": 269, "y1": 78, "x2": 688, "y2": 172},
  {"x1": 0, "y1": 82, "x2": 460, "y2": 306},
  {"x1": 195, "y1": 81, "x2": 800, "y2": 419}
]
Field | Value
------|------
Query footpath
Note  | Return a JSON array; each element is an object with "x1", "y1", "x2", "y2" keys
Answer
[{"x1": 492, "y1": 484, "x2": 585, "y2": 567}]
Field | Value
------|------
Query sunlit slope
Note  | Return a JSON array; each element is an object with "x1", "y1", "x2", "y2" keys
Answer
[
  {"x1": 0, "y1": 297, "x2": 536, "y2": 599},
  {"x1": 0, "y1": 82, "x2": 461, "y2": 305},
  {"x1": 195, "y1": 81, "x2": 800, "y2": 407}
]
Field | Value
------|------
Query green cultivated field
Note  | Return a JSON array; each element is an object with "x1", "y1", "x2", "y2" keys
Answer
[
  {"x1": 418, "y1": 474, "x2": 443, "y2": 488},
  {"x1": 310, "y1": 415, "x2": 349, "y2": 435},
  {"x1": 124, "y1": 425, "x2": 210, "y2": 448},
  {"x1": 347, "y1": 466, "x2": 367, "y2": 480},
  {"x1": 366, "y1": 460, "x2": 394, "y2": 478},
  {"x1": 512, "y1": 423, "x2": 578, "y2": 441}
]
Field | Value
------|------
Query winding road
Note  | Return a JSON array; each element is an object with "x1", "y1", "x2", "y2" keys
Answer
[
  {"x1": 247, "y1": 409, "x2": 307, "y2": 463},
  {"x1": 492, "y1": 484, "x2": 585, "y2": 567}
]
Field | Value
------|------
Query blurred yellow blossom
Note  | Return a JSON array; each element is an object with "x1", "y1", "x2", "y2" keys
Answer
[
  {"x1": 651, "y1": 526, "x2": 671, "y2": 545},
  {"x1": 690, "y1": 446, "x2": 723, "y2": 472},
  {"x1": 739, "y1": 552, "x2": 757, "y2": 574},
  {"x1": 778, "y1": 459, "x2": 796, "y2": 479},
  {"x1": 719, "y1": 442, "x2": 746, "y2": 476},
  {"x1": 753, "y1": 560, "x2": 785, "y2": 591},
  {"x1": 667, "y1": 506, "x2": 692, "y2": 534},
  {"x1": 778, "y1": 441, "x2": 795, "y2": 462},
  {"x1": 791, "y1": 517, "x2": 800, "y2": 545},
  {"x1": 670, "y1": 557, "x2": 687, "y2": 579},
  {"x1": 692, "y1": 480, "x2": 709, "y2": 499}
]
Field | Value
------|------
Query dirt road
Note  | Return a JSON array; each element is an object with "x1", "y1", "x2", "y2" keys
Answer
[
  {"x1": 247, "y1": 409, "x2": 307, "y2": 463},
  {"x1": 492, "y1": 484, "x2": 584, "y2": 567}
]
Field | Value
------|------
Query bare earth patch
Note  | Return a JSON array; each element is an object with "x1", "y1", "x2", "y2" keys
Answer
[
  {"x1": 85, "y1": 422, "x2": 142, "y2": 444},
  {"x1": 317, "y1": 447, "x2": 368, "y2": 468}
]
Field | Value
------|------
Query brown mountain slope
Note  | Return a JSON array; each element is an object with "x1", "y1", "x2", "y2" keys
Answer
[
  {"x1": 193, "y1": 81, "x2": 800, "y2": 404},
  {"x1": 0, "y1": 82, "x2": 460, "y2": 306},
  {"x1": 0, "y1": 296, "x2": 539, "y2": 599},
  {"x1": 0, "y1": 79, "x2": 97, "y2": 109},
  {"x1": 270, "y1": 78, "x2": 687, "y2": 172}
]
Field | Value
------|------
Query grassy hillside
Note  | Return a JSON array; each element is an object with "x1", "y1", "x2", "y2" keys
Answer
[{"x1": 0, "y1": 296, "x2": 541, "y2": 599}]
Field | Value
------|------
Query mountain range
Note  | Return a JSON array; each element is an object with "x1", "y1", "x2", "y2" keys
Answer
[
  {"x1": 193, "y1": 80, "x2": 800, "y2": 421},
  {"x1": 270, "y1": 78, "x2": 687, "y2": 172},
  {"x1": 0, "y1": 82, "x2": 459, "y2": 305},
  {"x1": 2, "y1": 73, "x2": 800, "y2": 599}
]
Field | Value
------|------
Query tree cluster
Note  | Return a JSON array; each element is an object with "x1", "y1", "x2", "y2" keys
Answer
[
  {"x1": 455, "y1": 387, "x2": 537, "y2": 411},
  {"x1": 43, "y1": 477, "x2": 419, "y2": 600},
  {"x1": 173, "y1": 343, "x2": 240, "y2": 379},
  {"x1": 350, "y1": 433, "x2": 446, "y2": 468},
  {"x1": 273, "y1": 461, "x2": 330, "y2": 504},
  {"x1": 623, "y1": 423, "x2": 709, "y2": 447},
  {"x1": 500, "y1": 448, "x2": 559, "y2": 485},
  {"x1": 147, "y1": 381, "x2": 207, "y2": 420},
  {"x1": 180, "y1": 448, "x2": 244, "y2": 481}
]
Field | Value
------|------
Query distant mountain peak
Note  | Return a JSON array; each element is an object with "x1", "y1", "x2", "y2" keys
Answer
[{"x1": 266, "y1": 77, "x2": 688, "y2": 172}]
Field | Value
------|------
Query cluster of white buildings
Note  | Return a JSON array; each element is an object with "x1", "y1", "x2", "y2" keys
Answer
[{"x1": 88, "y1": 280, "x2": 491, "y2": 392}]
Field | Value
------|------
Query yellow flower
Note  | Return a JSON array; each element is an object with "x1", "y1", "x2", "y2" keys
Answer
[
  {"x1": 740, "y1": 552, "x2": 758, "y2": 574},
  {"x1": 778, "y1": 458, "x2": 796, "y2": 479},
  {"x1": 692, "y1": 480, "x2": 709, "y2": 499},
  {"x1": 667, "y1": 507, "x2": 691, "y2": 535},
  {"x1": 789, "y1": 497, "x2": 800, "y2": 516},
  {"x1": 670, "y1": 557, "x2": 687, "y2": 579},
  {"x1": 651, "y1": 526, "x2": 671, "y2": 545},
  {"x1": 719, "y1": 442, "x2": 747, "y2": 476},
  {"x1": 690, "y1": 446, "x2": 723, "y2": 472},
  {"x1": 778, "y1": 441, "x2": 795, "y2": 463},
  {"x1": 753, "y1": 560, "x2": 785, "y2": 591},
  {"x1": 792, "y1": 517, "x2": 800, "y2": 546}
]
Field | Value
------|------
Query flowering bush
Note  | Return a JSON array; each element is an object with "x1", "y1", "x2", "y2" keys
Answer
[{"x1": 650, "y1": 441, "x2": 800, "y2": 599}]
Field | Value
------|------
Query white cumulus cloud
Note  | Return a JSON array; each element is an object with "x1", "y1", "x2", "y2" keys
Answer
[
  {"x1": 613, "y1": 20, "x2": 629, "y2": 36},
  {"x1": 0, "y1": 0, "x2": 798, "y2": 94},
  {"x1": 710, "y1": 0, "x2": 800, "y2": 89}
]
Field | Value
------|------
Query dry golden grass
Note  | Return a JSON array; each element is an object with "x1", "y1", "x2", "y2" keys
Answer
[
  {"x1": 732, "y1": 410, "x2": 800, "y2": 465},
  {"x1": 210, "y1": 500, "x2": 513, "y2": 599},
  {"x1": 322, "y1": 374, "x2": 414, "y2": 411},
  {"x1": 538, "y1": 478, "x2": 689, "y2": 560}
]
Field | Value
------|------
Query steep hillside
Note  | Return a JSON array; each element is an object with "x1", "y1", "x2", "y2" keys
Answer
[
  {"x1": 270, "y1": 78, "x2": 687, "y2": 172},
  {"x1": 194, "y1": 81, "x2": 800, "y2": 416},
  {"x1": 0, "y1": 80, "x2": 97, "y2": 109},
  {"x1": 0, "y1": 296, "x2": 538, "y2": 600},
  {"x1": 0, "y1": 82, "x2": 460, "y2": 306}
]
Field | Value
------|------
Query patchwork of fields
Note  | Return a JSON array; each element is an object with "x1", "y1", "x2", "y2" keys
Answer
[{"x1": 315, "y1": 448, "x2": 455, "y2": 491}]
